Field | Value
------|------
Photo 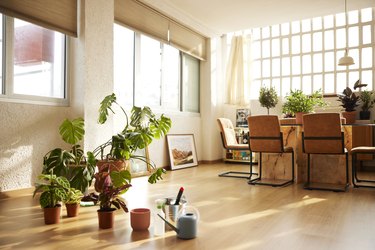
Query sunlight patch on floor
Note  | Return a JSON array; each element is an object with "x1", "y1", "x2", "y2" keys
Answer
[{"x1": 209, "y1": 209, "x2": 280, "y2": 227}]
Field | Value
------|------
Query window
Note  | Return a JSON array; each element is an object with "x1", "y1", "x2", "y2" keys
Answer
[
  {"x1": 249, "y1": 7, "x2": 374, "y2": 97},
  {"x1": 1, "y1": 15, "x2": 67, "y2": 104},
  {"x1": 114, "y1": 24, "x2": 200, "y2": 113}
]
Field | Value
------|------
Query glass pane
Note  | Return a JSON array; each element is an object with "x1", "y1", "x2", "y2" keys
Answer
[
  {"x1": 348, "y1": 71, "x2": 359, "y2": 89},
  {"x1": 292, "y1": 77, "x2": 301, "y2": 91},
  {"x1": 313, "y1": 75, "x2": 323, "y2": 92},
  {"x1": 302, "y1": 76, "x2": 312, "y2": 95},
  {"x1": 114, "y1": 24, "x2": 134, "y2": 107},
  {"x1": 336, "y1": 49, "x2": 345, "y2": 65},
  {"x1": 337, "y1": 72, "x2": 347, "y2": 93},
  {"x1": 349, "y1": 48, "x2": 359, "y2": 69},
  {"x1": 253, "y1": 60, "x2": 261, "y2": 78},
  {"x1": 325, "y1": 52, "x2": 334, "y2": 72},
  {"x1": 324, "y1": 73, "x2": 334, "y2": 93},
  {"x1": 272, "y1": 58, "x2": 280, "y2": 77},
  {"x1": 302, "y1": 55, "x2": 311, "y2": 74},
  {"x1": 324, "y1": 30, "x2": 334, "y2": 50},
  {"x1": 281, "y1": 23, "x2": 290, "y2": 35},
  {"x1": 162, "y1": 45, "x2": 179, "y2": 110},
  {"x1": 362, "y1": 70, "x2": 373, "y2": 91},
  {"x1": 262, "y1": 79, "x2": 271, "y2": 89},
  {"x1": 313, "y1": 53, "x2": 323, "y2": 73},
  {"x1": 363, "y1": 25, "x2": 371, "y2": 44},
  {"x1": 291, "y1": 56, "x2": 300, "y2": 75},
  {"x1": 136, "y1": 35, "x2": 162, "y2": 107},
  {"x1": 251, "y1": 80, "x2": 261, "y2": 99},
  {"x1": 282, "y1": 38, "x2": 289, "y2": 55},
  {"x1": 0, "y1": 15, "x2": 2, "y2": 94},
  {"x1": 362, "y1": 47, "x2": 372, "y2": 68},
  {"x1": 13, "y1": 19, "x2": 65, "y2": 98},
  {"x1": 336, "y1": 28, "x2": 346, "y2": 49},
  {"x1": 336, "y1": 12, "x2": 346, "y2": 27},
  {"x1": 271, "y1": 38, "x2": 280, "y2": 57},
  {"x1": 252, "y1": 41, "x2": 261, "y2": 59},
  {"x1": 262, "y1": 39, "x2": 270, "y2": 57},
  {"x1": 302, "y1": 34, "x2": 311, "y2": 53},
  {"x1": 272, "y1": 25, "x2": 279, "y2": 37},
  {"x1": 302, "y1": 19, "x2": 311, "y2": 32},
  {"x1": 361, "y1": 8, "x2": 372, "y2": 22},
  {"x1": 282, "y1": 77, "x2": 291, "y2": 97},
  {"x1": 348, "y1": 10, "x2": 359, "y2": 24},
  {"x1": 252, "y1": 28, "x2": 261, "y2": 40},
  {"x1": 313, "y1": 32, "x2": 322, "y2": 51},
  {"x1": 262, "y1": 59, "x2": 270, "y2": 77},
  {"x1": 324, "y1": 15, "x2": 334, "y2": 28},
  {"x1": 272, "y1": 78, "x2": 281, "y2": 96},
  {"x1": 348, "y1": 26, "x2": 359, "y2": 47},
  {"x1": 312, "y1": 17, "x2": 322, "y2": 30},
  {"x1": 291, "y1": 21, "x2": 300, "y2": 34},
  {"x1": 182, "y1": 54, "x2": 200, "y2": 112},
  {"x1": 291, "y1": 35, "x2": 300, "y2": 54},
  {"x1": 282, "y1": 57, "x2": 290, "y2": 76},
  {"x1": 262, "y1": 27, "x2": 270, "y2": 38}
]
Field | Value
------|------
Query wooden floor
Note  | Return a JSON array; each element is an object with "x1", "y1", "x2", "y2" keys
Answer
[{"x1": 1, "y1": 163, "x2": 375, "y2": 250}]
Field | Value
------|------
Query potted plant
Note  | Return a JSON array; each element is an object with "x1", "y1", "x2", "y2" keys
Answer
[
  {"x1": 94, "y1": 169, "x2": 132, "y2": 229},
  {"x1": 282, "y1": 89, "x2": 326, "y2": 124},
  {"x1": 359, "y1": 90, "x2": 375, "y2": 120},
  {"x1": 259, "y1": 86, "x2": 278, "y2": 115},
  {"x1": 64, "y1": 187, "x2": 83, "y2": 217},
  {"x1": 42, "y1": 118, "x2": 96, "y2": 194},
  {"x1": 91, "y1": 93, "x2": 172, "y2": 184},
  {"x1": 33, "y1": 173, "x2": 70, "y2": 224},
  {"x1": 337, "y1": 87, "x2": 360, "y2": 124}
]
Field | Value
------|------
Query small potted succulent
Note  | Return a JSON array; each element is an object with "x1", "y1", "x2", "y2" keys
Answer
[
  {"x1": 64, "y1": 187, "x2": 83, "y2": 217},
  {"x1": 337, "y1": 87, "x2": 360, "y2": 124},
  {"x1": 359, "y1": 90, "x2": 375, "y2": 120},
  {"x1": 282, "y1": 89, "x2": 326, "y2": 124},
  {"x1": 33, "y1": 173, "x2": 70, "y2": 224},
  {"x1": 259, "y1": 86, "x2": 278, "y2": 115},
  {"x1": 94, "y1": 169, "x2": 132, "y2": 229}
]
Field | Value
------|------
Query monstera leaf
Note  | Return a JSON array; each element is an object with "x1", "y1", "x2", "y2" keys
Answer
[{"x1": 59, "y1": 118, "x2": 84, "y2": 145}]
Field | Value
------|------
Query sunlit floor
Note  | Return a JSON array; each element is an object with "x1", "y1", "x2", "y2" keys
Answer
[{"x1": 1, "y1": 163, "x2": 375, "y2": 250}]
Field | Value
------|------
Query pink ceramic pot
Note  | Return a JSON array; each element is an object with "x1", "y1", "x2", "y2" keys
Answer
[{"x1": 130, "y1": 208, "x2": 150, "y2": 231}]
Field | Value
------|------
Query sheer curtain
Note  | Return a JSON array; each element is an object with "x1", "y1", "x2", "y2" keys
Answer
[{"x1": 226, "y1": 34, "x2": 252, "y2": 106}]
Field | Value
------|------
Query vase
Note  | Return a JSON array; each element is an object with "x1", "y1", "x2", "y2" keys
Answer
[
  {"x1": 97, "y1": 208, "x2": 116, "y2": 229},
  {"x1": 359, "y1": 111, "x2": 370, "y2": 120},
  {"x1": 44, "y1": 205, "x2": 61, "y2": 224},
  {"x1": 130, "y1": 208, "x2": 150, "y2": 231},
  {"x1": 66, "y1": 203, "x2": 80, "y2": 217},
  {"x1": 342, "y1": 111, "x2": 356, "y2": 124},
  {"x1": 295, "y1": 112, "x2": 307, "y2": 125}
]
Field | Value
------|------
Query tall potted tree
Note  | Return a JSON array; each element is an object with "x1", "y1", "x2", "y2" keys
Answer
[
  {"x1": 337, "y1": 87, "x2": 359, "y2": 124},
  {"x1": 259, "y1": 86, "x2": 278, "y2": 115}
]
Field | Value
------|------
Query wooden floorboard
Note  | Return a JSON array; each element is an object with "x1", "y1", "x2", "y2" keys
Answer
[{"x1": 1, "y1": 163, "x2": 375, "y2": 249}]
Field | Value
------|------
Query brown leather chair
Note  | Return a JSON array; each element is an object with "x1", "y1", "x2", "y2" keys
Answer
[
  {"x1": 302, "y1": 113, "x2": 349, "y2": 192},
  {"x1": 351, "y1": 147, "x2": 375, "y2": 188},
  {"x1": 217, "y1": 118, "x2": 256, "y2": 179},
  {"x1": 247, "y1": 115, "x2": 294, "y2": 187}
]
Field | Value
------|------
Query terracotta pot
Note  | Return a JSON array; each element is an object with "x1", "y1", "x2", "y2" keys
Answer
[
  {"x1": 295, "y1": 112, "x2": 307, "y2": 125},
  {"x1": 342, "y1": 111, "x2": 356, "y2": 124},
  {"x1": 44, "y1": 205, "x2": 61, "y2": 224},
  {"x1": 97, "y1": 159, "x2": 129, "y2": 173},
  {"x1": 130, "y1": 208, "x2": 150, "y2": 231},
  {"x1": 66, "y1": 203, "x2": 80, "y2": 217},
  {"x1": 97, "y1": 209, "x2": 116, "y2": 229}
]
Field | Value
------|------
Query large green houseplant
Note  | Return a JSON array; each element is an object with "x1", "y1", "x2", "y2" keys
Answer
[
  {"x1": 282, "y1": 89, "x2": 326, "y2": 124},
  {"x1": 259, "y1": 86, "x2": 278, "y2": 115},
  {"x1": 337, "y1": 87, "x2": 360, "y2": 124}
]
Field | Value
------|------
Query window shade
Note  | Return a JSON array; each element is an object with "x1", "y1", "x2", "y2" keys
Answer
[
  {"x1": 0, "y1": 0, "x2": 77, "y2": 37},
  {"x1": 114, "y1": 0, "x2": 207, "y2": 60}
]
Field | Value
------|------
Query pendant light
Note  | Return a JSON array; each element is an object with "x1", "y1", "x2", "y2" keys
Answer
[{"x1": 338, "y1": 0, "x2": 354, "y2": 66}]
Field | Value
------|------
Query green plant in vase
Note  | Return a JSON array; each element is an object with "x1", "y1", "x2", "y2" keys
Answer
[
  {"x1": 359, "y1": 90, "x2": 375, "y2": 120},
  {"x1": 337, "y1": 87, "x2": 359, "y2": 124}
]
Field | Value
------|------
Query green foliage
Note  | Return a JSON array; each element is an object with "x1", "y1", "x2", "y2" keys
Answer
[
  {"x1": 64, "y1": 188, "x2": 83, "y2": 204},
  {"x1": 33, "y1": 174, "x2": 70, "y2": 208},
  {"x1": 359, "y1": 90, "x2": 375, "y2": 112},
  {"x1": 282, "y1": 89, "x2": 326, "y2": 116},
  {"x1": 337, "y1": 87, "x2": 360, "y2": 112},
  {"x1": 59, "y1": 118, "x2": 85, "y2": 145},
  {"x1": 259, "y1": 86, "x2": 278, "y2": 114}
]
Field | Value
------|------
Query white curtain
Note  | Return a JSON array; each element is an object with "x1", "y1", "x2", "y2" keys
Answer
[{"x1": 226, "y1": 34, "x2": 252, "y2": 106}]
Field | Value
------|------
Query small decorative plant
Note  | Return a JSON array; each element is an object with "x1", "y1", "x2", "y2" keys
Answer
[
  {"x1": 33, "y1": 174, "x2": 70, "y2": 209},
  {"x1": 359, "y1": 90, "x2": 375, "y2": 120},
  {"x1": 259, "y1": 86, "x2": 278, "y2": 115},
  {"x1": 337, "y1": 87, "x2": 359, "y2": 112},
  {"x1": 282, "y1": 89, "x2": 326, "y2": 117},
  {"x1": 64, "y1": 187, "x2": 83, "y2": 205}
]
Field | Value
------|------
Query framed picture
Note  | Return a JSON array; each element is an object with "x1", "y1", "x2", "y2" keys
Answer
[
  {"x1": 129, "y1": 147, "x2": 151, "y2": 177},
  {"x1": 236, "y1": 109, "x2": 250, "y2": 127},
  {"x1": 166, "y1": 134, "x2": 198, "y2": 170}
]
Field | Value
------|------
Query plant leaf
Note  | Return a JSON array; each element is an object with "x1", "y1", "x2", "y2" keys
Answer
[
  {"x1": 59, "y1": 118, "x2": 85, "y2": 145},
  {"x1": 98, "y1": 93, "x2": 117, "y2": 124}
]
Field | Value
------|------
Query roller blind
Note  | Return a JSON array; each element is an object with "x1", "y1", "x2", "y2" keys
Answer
[
  {"x1": 115, "y1": 0, "x2": 207, "y2": 60},
  {"x1": 0, "y1": 0, "x2": 77, "y2": 37}
]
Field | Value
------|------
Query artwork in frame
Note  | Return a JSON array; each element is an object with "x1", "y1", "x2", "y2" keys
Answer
[
  {"x1": 166, "y1": 134, "x2": 198, "y2": 170},
  {"x1": 129, "y1": 147, "x2": 151, "y2": 177}
]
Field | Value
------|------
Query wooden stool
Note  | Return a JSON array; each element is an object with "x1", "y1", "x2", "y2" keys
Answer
[{"x1": 351, "y1": 147, "x2": 375, "y2": 188}]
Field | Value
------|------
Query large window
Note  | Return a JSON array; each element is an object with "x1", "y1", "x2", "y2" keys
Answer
[
  {"x1": 1, "y1": 15, "x2": 67, "y2": 104},
  {"x1": 114, "y1": 24, "x2": 200, "y2": 113},
  {"x1": 248, "y1": 7, "x2": 374, "y2": 99}
]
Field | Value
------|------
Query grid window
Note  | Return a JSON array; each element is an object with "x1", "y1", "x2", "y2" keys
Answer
[{"x1": 250, "y1": 7, "x2": 375, "y2": 97}]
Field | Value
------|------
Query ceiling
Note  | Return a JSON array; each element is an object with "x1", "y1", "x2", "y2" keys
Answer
[{"x1": 142, "y1": 0, "x2": 375, "y2": 37}]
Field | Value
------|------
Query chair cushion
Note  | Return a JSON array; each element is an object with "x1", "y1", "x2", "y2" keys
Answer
[{"x1": 223, "y1": 128, "x2": 238, "y2": 145}]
